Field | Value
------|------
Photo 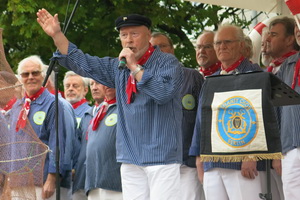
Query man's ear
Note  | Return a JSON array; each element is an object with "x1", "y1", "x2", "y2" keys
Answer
[{"x1": 285, "y1": 35, "x2": 296, "y2": 48}]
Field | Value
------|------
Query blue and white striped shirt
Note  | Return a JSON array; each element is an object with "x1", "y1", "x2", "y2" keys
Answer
[
  {"x1": 276, "y1": 52, "x2": 300, "y2": 154},
  {"x1": 55, "y1": 43, "x2": 184, "y2": 166}
]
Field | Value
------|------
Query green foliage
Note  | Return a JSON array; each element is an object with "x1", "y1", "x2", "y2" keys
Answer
[{"x1": 0, "y1": 0, "x2": 257, "y2": 96}]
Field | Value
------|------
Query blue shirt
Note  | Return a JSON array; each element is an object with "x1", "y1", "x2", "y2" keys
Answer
[
  {"x1": 189, "y1": 59, "x2": 265, "y2": 171},
  {"x1": 276, "y1": 52, "x2": 300, "y2": 154},
  {"x1": 72, "y1": 106, "x2": 93, "y2": 193},
  {"x1": 10, "y1": 89, "x2": 66, "y2": 180},
  {"x1": 74, "y1": 102, "x2": 91, "y2": 126},
  {"x1": 59, "y1": 94, "x2": 77, "y2": 188},
  {"x1": 55, "y1": 43, "x2": 184, "y2": 166},
  {"x1": 85, "y1": 103, "x2": 122, "y2": 193},
  {"x1": 180, "y1": 68, "x2": 203, "y2": 167}
]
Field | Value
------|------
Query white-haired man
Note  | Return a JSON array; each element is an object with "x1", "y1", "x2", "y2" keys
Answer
[
  {"x1": 63, "y1": 71, "x2": 90, "y2": 125},
  {"x1": 14, "y1": 55, "x2": 66, "y2": 199}
]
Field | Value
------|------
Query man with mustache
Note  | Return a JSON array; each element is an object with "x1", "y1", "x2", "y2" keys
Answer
[
  {"x1": 195, "y1": 31, "x2": 221, "y2": 78},
  {"x1": 63, "y1": 71, "x2": 90, "y2": 125}
]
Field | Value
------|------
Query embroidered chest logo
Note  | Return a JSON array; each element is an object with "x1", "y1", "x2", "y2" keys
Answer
[
  {"x1": 33, "y1": 111, "x2": 46, "y2": 125},
  {"x1": 105, "y1": 113, "x2": 117, "y2": 126},
  {"x1": 182, "y1": 94, "x2": 195, "y2": 110},
  {"x1": 216, "y1": 96, "x2": 258, "y2": 148}
]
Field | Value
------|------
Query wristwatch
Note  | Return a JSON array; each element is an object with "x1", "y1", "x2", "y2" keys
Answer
[{"x1": 131, "y1": 64, "x2": 143, "y2": 77}]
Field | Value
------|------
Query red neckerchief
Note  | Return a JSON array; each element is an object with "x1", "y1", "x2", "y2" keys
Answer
[
  {"x1": 267, "y1": 50, "x2": 298, "y2": 72},
  {"x1": 72, "y1": 98, "x2": 88, "y2": 109},
  {"x1": 89, "y1": 97, "x2": 116, "y2": 137},
  {"x1": 16, "y1": 87, "x2": 45, "y2": 132},
  {"x1": 221, "y1": 56, "x2": 245, "y2": 73},
  {"x1": 126, "y1": 44, "x2": 155, "y2": 104},
  {"x1": 2, "y1": 97, "x2": 17, "y2": 112},
  {"x1": 199, "y1": 62, "x2": 221, "y2": 76},
  {"x1": 291, "y1": 59, "x2": 300, "y2": 89},
  {"x1": 50, "y1": 90, "x2": 65, "y2": 98}
]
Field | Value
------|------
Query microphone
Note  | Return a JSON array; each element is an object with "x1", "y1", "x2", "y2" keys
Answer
[{"x1": 118, "y1": 57, "x2": 127, "y2": 70}]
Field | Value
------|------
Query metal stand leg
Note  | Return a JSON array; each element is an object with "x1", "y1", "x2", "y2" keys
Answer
[{"x1": 259, "y1": 160, "x2": 272, "y2": 200}]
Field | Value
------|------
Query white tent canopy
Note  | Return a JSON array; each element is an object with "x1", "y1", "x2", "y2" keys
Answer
[{"x1": 185, "y1": 0, "x2": 291, "y2": 15}]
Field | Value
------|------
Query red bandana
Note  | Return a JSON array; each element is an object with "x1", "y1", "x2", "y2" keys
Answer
[
  {"x1": 267, "y1": 50, "x2": 298, "y2": 73},
  {"x1": 291, "y1": 59, "x2": 300, "y2": 89},
  {"x1": 1, "y1": 97, "x2": 17, "y2": 114},
  {"x1": 72, "y1": 98, "x2": 88, "y2": 109},
  {"x1": 16, "y1": 87, "x2": 45, "y2": 132},
  {"x1": 50, "y1": 89, "x2": 65, "y2": 98},
  {"x1": 90, "y1": 97, "x2": 116, "y2": 133},
  {"x1": 199, "y1": 62, "x2": 221, "y2": 77},
  {"x1": 221, "y1": 56, "x2": 245, "y2": 74},
  {"x1": 126, "y1": 44, "x2": 155, "y2": 104}
]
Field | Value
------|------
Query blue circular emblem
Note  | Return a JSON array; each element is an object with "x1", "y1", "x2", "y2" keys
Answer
[{"x1": 217, "y1": 96, "x2": 258, "y2": 148}]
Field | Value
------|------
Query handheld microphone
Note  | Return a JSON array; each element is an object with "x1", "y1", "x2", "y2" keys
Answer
[{"x1": 118, "y1": 57, "x2": 127, "y2": 69}]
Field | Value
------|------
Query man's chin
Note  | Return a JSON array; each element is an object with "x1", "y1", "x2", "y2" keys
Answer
[{"x1": 66, "y1": 97, "x2": 79, "y2": 104}]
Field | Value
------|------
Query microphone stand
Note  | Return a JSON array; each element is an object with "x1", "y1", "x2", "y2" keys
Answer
[
  {"x1": 259, "y1": 160, "x2": 272, "y2": 200},
  {"x1": 42, "y1": 1, "x2": 80, "y2": 199}
]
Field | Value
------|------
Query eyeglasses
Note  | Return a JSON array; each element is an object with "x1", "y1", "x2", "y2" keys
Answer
[
  {"x1": 119, "y1": 32, "x2": 140, "y2": 39},
  {"x1": 195, "y1": 44, "x2": 213, "y2": 51},
  {"x1": 20, "y1": 71, "x2": 42, "y2": 78},
  {"x1": 214, "y1": 40, "x2": 240, "y2": 47}
]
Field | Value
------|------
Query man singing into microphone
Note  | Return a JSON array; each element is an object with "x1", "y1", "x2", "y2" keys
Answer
[{"x1": 37, "y1": 9, "x2": 183, "y2": 200}]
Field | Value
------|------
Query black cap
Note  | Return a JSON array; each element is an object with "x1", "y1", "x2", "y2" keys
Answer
[{"x1": 115, "y1": 14, "x2": 152, "y2": 31}]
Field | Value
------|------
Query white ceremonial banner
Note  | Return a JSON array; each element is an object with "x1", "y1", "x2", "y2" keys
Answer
[{"x1": 211, "y1": 89, "x2": 267, "y2": 153}]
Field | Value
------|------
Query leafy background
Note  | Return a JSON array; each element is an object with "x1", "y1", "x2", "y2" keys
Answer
[{"x1": 0, "y1": 0, "x2": 261, "y2": 95}]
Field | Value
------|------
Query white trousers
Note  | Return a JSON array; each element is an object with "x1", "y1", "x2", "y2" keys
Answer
[
  {"x1": 88, "y1": 188, "x2": 123, "y2": 200},
  {"x1": 282, "y1": 148, "x2": 300, "y2": 200},
  {"x1": 8, "y1": 186, "x2": 71, "y2": 200},
  {"x1": 203, "y1": 168, "x2": 264, "y2": 200},
  {"x1": 35, "y1": 187, "x2": 70, "y2": 200},
  {"x1": 73, "y1": 189, "x2": 87, "y2": 200},
  {"x1": 120, "y1": 163, "x2": 180, "y2": 200},
  {"x1": 180, "y1": 165, "x2": 205, "y2": 200}
]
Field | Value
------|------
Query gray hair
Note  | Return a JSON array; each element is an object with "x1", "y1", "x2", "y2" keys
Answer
[
  {"x1": 17, "y1": 55, "x2": 46, "y2": 77},
  {"x1": 216, "y1": 24, "x2": 245, "y2": 42},
  {"x1": 244, "y1": 36, "x2": 254, "y2": 59},
  {"x1": 63, "y1": 71, "x2": 89, "y2": 88},
  {"x1": 197, "y1": 30, "x2": 215, "y2": 39}
]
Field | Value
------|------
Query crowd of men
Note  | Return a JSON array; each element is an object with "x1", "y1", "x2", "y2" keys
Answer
[{"x1": 0, "y1": 8, "x2": 299, "y2": 200}]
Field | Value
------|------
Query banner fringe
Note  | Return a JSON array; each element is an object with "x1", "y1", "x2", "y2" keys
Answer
[{"x1": 200, "y1": 152, "x2": 282, "y2": 162}]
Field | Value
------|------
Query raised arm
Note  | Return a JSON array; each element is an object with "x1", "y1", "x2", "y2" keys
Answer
[{"x1": 36, "y1": 8, "x2": 69, "y2": 54}]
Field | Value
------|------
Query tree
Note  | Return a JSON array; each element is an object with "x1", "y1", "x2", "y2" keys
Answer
[{"x1": 0, "y1": 0, "x2": 258, "y2": 90}]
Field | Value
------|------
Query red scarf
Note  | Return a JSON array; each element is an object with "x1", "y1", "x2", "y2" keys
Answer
[
  {"x1": 126, "y1": 44, "x2": 155, "y2": 104},
  {"x1": 291, "y1": 59, "x2": 300, "y2": 89},
  {"x1": 50, "y1": 89, "x2": 65, "y2": 98},
  {"x1": 221, "y1": 56, "x2": 245, "y2": 74},
  {"x1": 72, "y1": 98, "x2": 88, "y2": 109},
  {"x1": 199, "y1": 62, "x2": 221, "y2": 76},
  {"x1": 91, "y1": 97, "x2": 116, "y2": 132},
  {"x1": 1, "y1": 97, "x2": 17, "y2": 113},
  {"x1": 267, "y1": 50, "x2": 298, "y2": 73},
  {"x1": 16, "y1": 87, "x2": 45, "y2": 132}
]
